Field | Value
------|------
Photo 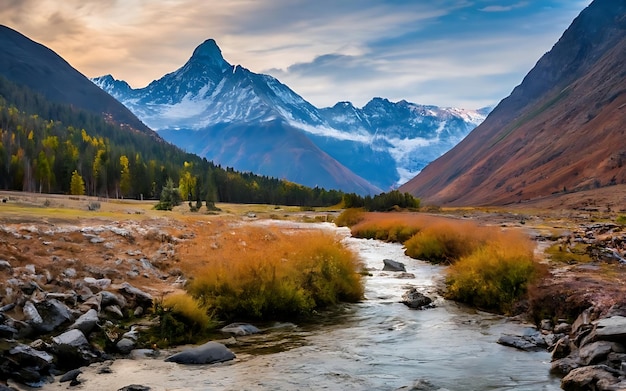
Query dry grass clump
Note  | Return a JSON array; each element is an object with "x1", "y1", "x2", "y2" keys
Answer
[
  {"x1": 545, "y1": 242, "x2": 592, "y2": 264},
  {"x1": 162, "y1": 293, "x2": 213, "y2": 329},
  {"x1": 404, "y1": 220, "x2": 493, "y2": 264},
  {"x1": 445, "y1": 230, "x2": 545, "y2": 314},
  {"x1": 334, "y1": 208, "x2": 365, "y2": 227},
  {"x1": 184, "y1": 226, "x2": 363, "y2": 320}
]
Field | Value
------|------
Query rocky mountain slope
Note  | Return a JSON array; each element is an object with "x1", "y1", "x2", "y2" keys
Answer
[
  {"x1": 0, "y1": 25, "x2": 154, "y2": 137},
  {"x1": 93, "y1": 40, "x2": 486, "y2": 192},
  {"x1": 400, "y1": 0, "x2": 626, "y2": 206}
]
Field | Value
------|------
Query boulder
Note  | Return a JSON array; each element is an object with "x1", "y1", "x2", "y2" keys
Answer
[
  {"x1": 118, "y1": 283, "x2": 153, "y2": 308},
  {"x1": 383, "y1": 259, "x2": 406, "y2": 272},
  {"x1": 69, "y1": 309, "x2": 99, "y2": 335},
  {"x1": 52, "y1": 329, "x2": 89, "y2": 348},
  {"x1": 561, "y1": 365, "x2": 621, "y2": 391},
  {"x1": 221, "y1": 323, "x2": 261, "y2": 336},
  {"x1": 33, "y1": 299, "x2": 73, "y2": 333},
  {"x1": 59, "y1": 368, "x2": 82, "y2": 383},
  {"x1": 116, "y1": 338, "x2": 136, "y2": 355},
  {"x1": 497, "y1": 329, "x2": 546, "y2": 351},
  {"x1": 164, "y1": 341, "x2": 235, "y2": 365},
  {"x1": 595, "y1": 316, "x2": 626, "y2": 342},
  {"x1": 401, "y1": 288, "x2": 433, "y2": 309},
  {"x1": 4, "y1": 344, "x2": 53, "y2": 387},
  {"x1": 579, "y1": 341, "x2": 616, "y2": 365}
]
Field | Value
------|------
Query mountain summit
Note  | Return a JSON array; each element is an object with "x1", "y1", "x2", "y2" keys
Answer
[
  {"x1": 94, "y1": 39, "x2": 486, "y2": 193},
  {"x1": 400, "y1": 0, "x2": 626, "y2": 206},
  {"x1": 190, "y1": 39, "x2": 230, "y2": 70}
]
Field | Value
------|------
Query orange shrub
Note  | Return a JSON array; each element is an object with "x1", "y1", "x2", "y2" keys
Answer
[{"x1": 184, "y1": 226, "x2": 363, "y2": 320}]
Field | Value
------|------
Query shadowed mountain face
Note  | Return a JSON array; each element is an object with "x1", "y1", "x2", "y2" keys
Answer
[
  {"x1": 400, "y1": 0, "x2": 626, "y2": 206},
  {"x1": 93, "y1": 39, "x2": 486, "y2": 194},
  {"x1": 0, "y1": 25, "x2": 154, "y2": 136}
]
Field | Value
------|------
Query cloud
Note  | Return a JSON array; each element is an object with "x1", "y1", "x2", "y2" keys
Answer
[
  {"x1": 479, "y1": 2, "x2": 529, "y2": 12},
  {"x1": 0, "y1": 0, "x2": 592, "y2": 109}
]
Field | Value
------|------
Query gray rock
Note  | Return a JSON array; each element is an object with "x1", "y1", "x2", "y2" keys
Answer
[
  {"x1": 84, "y1": 277, "x2": 112, "y2": 291},
  {"x1": 595, "y1": 316, "x2": 626, "y2": 342},
  {"x1": 497, "y1": 329, "x2": 547, "y2": 351},
  {"x1": 33, "y1": 299, "x2": 73, "y2": 333},
  {"x1": 118, "y1": 282, "x2": 153, "y2": 308},
  {"x1": 8, "y1": 344, "x2": 53, "y2": 367},
  {"x1": 554, "y1": 322, "x2": 572, "y2": 334},
  {"x1": 59, "y1": 368, "x2": 82, "y2": 383},
  {"x1": 118, "y1": 385, "x2": 151, "y2": 391},
  {"x1": 551, "y1": 336, "x2": 572, "y2": 360},
  {"x1": 69, "y1": 309, "x2": 99, "y2": 335},
  {"x1": 0, "y1": 324, "x2": 17, "y2": 339},
  {"x1": 100, "y1": 291, "x2": 126, "y2": 308},
  {"x1": 23, "y1": 301, "x2": 43, "y2": 324},
  {"x1": 551, "y1": 355, "x2": 582, "y2": 376},
  {"x1": 104, "y1": 305, "x2": 124, "y2": 319},
  {"x1": 164, "y1": 341, "x2": 235, "y2": 364},
  {"x1": 53, "y1": 329, "x2": 89, "y2": 348},
  {"x1": 401, "y1": 288, "x2": 433, "y2": 309},
  {"x1": 383, "y1": 259, "x2": 406, "y2": 272},
  {"x1": 116, "y1": 338, "x2": 136, "y2": 355},
  {"x1": 221, "y1": 323, "x2": 261, "y2": 336},
  {"x1": 579, "y1": 341, "x2": 618, "y2": 365},
  {"x1": 0, "y1": 259, "x2": 11, "y2": 271}
]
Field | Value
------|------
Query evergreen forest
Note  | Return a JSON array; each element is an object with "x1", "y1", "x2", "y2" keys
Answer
[{"x1": 0, "y1": 76, "x2": 344, "y2": 206}]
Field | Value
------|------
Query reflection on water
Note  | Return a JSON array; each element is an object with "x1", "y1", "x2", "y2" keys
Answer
[{"x1": 36, "y1": 224, "x2": 562, "y2": 391}]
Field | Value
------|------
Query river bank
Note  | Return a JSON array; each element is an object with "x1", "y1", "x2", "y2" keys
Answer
[{"x1": 0, "y1": 191, "x2": 625, "y2": 390}]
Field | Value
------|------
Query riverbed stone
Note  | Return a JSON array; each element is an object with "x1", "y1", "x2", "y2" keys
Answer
[
  {"x1": 116, "y1": 338, "x2": 136, "y2": 355},
  {"x1": 497, "y1": 329, "x2": 546, "y2": 351},
  {"x1": 221, "y1": 323, "x2": 261, "y2": 336},
  {"x1": 164, "y1": 341, "x2": 235, "y2": 364},
  {"x1": 401, "y1": 288, "x2": 433, "y2": 309},
  {"x1": 118, "y1": 385, "x2": 151, "y2": 391},
  {"x1": 383, "y1": 259, "x2": 406, "y2": 272},
  {"x1": 33, "y1": 299, "x2": 73, "y2": 333}
]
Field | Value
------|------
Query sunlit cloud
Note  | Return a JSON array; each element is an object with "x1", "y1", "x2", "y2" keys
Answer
[{"x1": 0, "y1": 0, "x2": 592, "y2": 108}]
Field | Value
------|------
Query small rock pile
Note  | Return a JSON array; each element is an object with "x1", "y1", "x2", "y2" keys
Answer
[{"x1": 0, "y1": 221, "x2": 185, "y2": 388}]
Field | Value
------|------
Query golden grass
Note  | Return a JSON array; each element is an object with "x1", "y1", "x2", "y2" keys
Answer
[
  {"x1": 162, "y1": 292, "x2": 213, "y2": 328},
  {"x1": 445, "y1": 230, "x2": 545, "y2": 314},
  {"x1": 545, "y1": 242, "x2": 592, "y2": 264},
  {"x1": 182, "y1": 226, "x2": 363, "y2": 320}
]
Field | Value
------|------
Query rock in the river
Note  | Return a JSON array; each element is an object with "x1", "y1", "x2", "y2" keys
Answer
[
  {"x1": 497, "y1": 329, "x2": 547, "y2": 351},
  {"x1": 579, "y1": 341, "x2": 617, "y2": 365},
  {"x1": 383, "y1": 259, "x2": 406, "y2": 272},
  {"x1": 116, "y1": 338, "x2": 136, "y2": 355},
  {"x1": 401, "y1": 288, "x2": 433, "y2": 309},
  {"x1": 164, "y1": 341, "x2": 235, "y2": 364},
  {"x1": 221, "y1": 323, "x2": 261, "y2": 336},
  {"x1": 3, "y1": 344, "x2": 53, "y2": 386}
]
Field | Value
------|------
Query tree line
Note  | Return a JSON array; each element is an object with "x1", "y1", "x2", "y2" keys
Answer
[{"x1": 0, "y1": 76, "x2": 344, "y2": 206}]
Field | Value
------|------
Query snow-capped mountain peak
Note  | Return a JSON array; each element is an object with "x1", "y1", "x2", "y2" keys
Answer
[{"x1": 92, "y1": 38, "x2": 488, "y2": 192}]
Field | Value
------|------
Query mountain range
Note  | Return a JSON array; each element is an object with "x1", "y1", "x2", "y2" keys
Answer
[
  {"x1": 399, "y1": 0, "x2": 626, "y2": 206},
  {"x1": 93, "y1": 39, "x2": 487, "y2": 194}
]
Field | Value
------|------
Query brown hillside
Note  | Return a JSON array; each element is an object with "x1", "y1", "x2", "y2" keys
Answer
[{"x1": 400, "y1": 0, "x2": 626, "y2": 206}]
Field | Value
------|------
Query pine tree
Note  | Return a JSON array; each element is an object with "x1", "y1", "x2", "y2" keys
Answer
[{"x1": 70, "y1": 170, "x2": 85, "y2": 195}]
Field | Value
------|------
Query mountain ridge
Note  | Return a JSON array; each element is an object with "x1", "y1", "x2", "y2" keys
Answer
[
  {"x1": 0, "y1": 25, "x2": 155, "y2": 138},
  {"x1": 93, "y1": 42, "x2": 487, "y2": 191},
  {"x1": 399, "y1": 0, "x2": 626, "y2": 206}
]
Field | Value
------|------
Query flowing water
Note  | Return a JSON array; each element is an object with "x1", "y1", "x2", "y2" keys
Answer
[{"x1": 35, "y1": 222, "x2": 562, "y2": 391}]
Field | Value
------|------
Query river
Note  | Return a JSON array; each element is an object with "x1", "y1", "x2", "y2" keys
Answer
[{"x1": 34, "y1": 222, "x2": 562, "y2": 391}]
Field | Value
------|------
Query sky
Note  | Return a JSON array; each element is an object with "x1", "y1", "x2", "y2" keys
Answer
[{"x1": 1, "y1": 0, "x2": 592, "y2": 109}]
